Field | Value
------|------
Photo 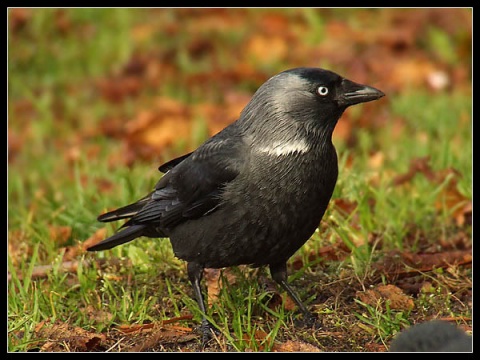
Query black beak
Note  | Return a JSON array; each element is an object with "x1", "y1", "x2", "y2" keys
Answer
[{"x1": 338, "y1": 78, "x2": 385, "y2": 107}]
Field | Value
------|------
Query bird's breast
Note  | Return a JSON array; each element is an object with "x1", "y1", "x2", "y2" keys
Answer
[{"x1": 170, "y1": 148, "x2": 338, "y2": 268}]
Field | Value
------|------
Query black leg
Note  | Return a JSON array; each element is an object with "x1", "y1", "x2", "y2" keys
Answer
[
  {"x1": 269, "y1": 262, "x2": 317, "y2": 327},
  {"x1": 187, "y1": 262, "x2": 214, "y2": 346}
]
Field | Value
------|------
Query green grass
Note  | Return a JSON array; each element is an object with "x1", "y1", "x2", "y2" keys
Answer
[{"x1": 8, "y1": 8, "x2": 471, "y2": 352}]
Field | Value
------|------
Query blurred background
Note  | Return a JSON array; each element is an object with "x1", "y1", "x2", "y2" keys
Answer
[
  {"x1": 8, "y1": 8, "x2": 472, "y2": 352},
  {"x1": 9, "y1": 8, "x2": 471, "y2": 165}
]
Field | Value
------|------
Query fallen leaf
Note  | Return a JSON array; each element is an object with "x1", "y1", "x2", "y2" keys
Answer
[
  {"x1": 391, "y1": 157, "x2": 470, "y2": 225},
  {"x1": 356, "y1": 284, "x2": 415, "y2": 311},
  {"x1": 273, "y1": 340, "x2": 321, "y2": 352},
  {"x1": 8, "y1": 128, "x2": 23, "y2": 162},
  {"x1": 364, "y1": 342, "x2": 387, "y2": 352},
  {"x1": 127, "y1": 328, "x2": 197, "y2": 352},
  {"x1": 81, "y1": 305, "x2": 114, "y2": 324},
  {"x1": 123, "y1": 97, "x2": 192, "y2": 163},
  {"x1": 267, "y1": 292, "x2": 297, "y2": 313},
  {"x1": 391, "y1": 156, "x2": 435, "y2": 186},
  {"x1": 375, "y1": 249, "x2": 472, "y2": 280},
  {"x1": 96, "y1": 75, "x2": 142, "y2": 104},
  {"x1": 9, "y1": 8, "x2": 31, "y2": 32},
  {"x1": 48, "y1": 225, "x2": 72, "y2": 246},
  {"x1": 34, "y1": 320, "x2": 107, "y2": 352},
  {"x1": 368, "y1": 151, "x2": 385, "y2": 170},
  {"x1": 161, "y1": 315, "x2": 194, "y2": 325},
  {"x1": 455, "y1": 202, "x2": 472, "y2": 227},
  {"x1": 54, "y1": 9, "x2": 71, "y2": 34},
  {"x1": 8, "y1": 229, "x2": 31, "y2": 266},
  {"x1": 246, "y1": 34, "x2": 289, "y2": 65},
  {"x1": 204, "y1": 268, "x2": 239, "y2": 306},
  {"x1": 117, "y1": 323, "x2": 155, "y2": 334},
  {"x1": 63, "y1": 228, "x2": 107, "y2": 261},
  {"x1": 242, "y1": 329, "x2": 269, "y2": 351}
]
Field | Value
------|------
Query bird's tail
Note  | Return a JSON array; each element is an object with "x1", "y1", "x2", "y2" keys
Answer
[
  {"x1": 87, "y1": 224, "x2": 146, "y2": 251},
  {"x1": 97, "y1": 196, "x2": 149, "y2": 223}
]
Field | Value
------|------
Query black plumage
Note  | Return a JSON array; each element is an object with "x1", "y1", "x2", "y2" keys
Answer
[
  {"x1": 88, "y1": 67, "x2": 384, "y2": 343},
  {"x1": 389, "y1": 320, "x2": 472, "y2": 352}
]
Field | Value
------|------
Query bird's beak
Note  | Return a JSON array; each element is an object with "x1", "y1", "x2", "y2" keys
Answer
[{"x1": 337, "y1": 78, "x2": 385, "y2": 107}]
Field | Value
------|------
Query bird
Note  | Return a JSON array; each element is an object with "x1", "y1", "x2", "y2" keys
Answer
[
  {"x1": 87, "y1": 67, "x2": 384, "y2": 344},
  {"x1": 389, "y1": 320, "x2": 472, "y2": 352}
]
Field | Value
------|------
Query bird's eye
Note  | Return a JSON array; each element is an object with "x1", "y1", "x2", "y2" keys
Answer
[{"x1": 317, "y1": 86, "x2": 329, "y2": 96}]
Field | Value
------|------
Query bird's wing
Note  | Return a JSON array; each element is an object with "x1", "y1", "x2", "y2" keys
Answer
[
  {"x1": 126, "y1": 133, "x2": 246, "y2": 229},
  {"x1": 158, "y1": 152, "x2": 193, "y2": 173}
]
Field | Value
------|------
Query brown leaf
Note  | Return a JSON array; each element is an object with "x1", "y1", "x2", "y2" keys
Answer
[
  {"x1": 82, "y1": 227, "x2": 108, "y2": 251},
  {"x1": 364, "y1": 342, "x2": 387, "y2": 352},
  {"x1": 245, "y1": 34, "x2": 289, "y2": 64},
  {"x1": 81, "y1": 305, "x2": 114, "y2": 324},
  {"x1": 375, "y1": 249, "x2": 472, "y2": 280},
  {"x1": 391, "y1": 157, "x2": 470, "y2": 224},
  {"x1": 9, "y1": 259, "x2": 84, "y2": 281},
  {"x1": 161, "y1": 314, "x2": 194, "y2": 325},
  {"x1": 267, "y1": 292, "x2": 297, "y2": 312},
  {"x1": 117, "y1": 323, "x2": 155, "y2": 334},
  {"x1": 196, "y1": 90, "x2": 250, "y2": 136},
  {"x1": 241, "y1": 329, "x2": 269, "y2": 351},
  {"x1": 63, "y1": 228, "x2": 107, "y2": 261},
  {"x1": 96, "y1": 76, "x2": 142, "y2": 104},
  {"x1": 8, "y1": 128, "x2": 23, "y2": 163},
  {"x1": 127, "y1": 327, "x2": 197, "y2": 352},
  {"x1": 54, "y1": 9, "x2": 71, "y2": 34},
  {"x1": 273, "y1": 340, "x2": 321, "y2": 352},
  {"x1": 455, "y1": 202, "x2": 472, "y2": 227},
  {"x1": 204, "y1": 268, "x2": 239, "y2": 306},
  {"x1": 391, "y1": 156, "x2": 435, "y2": 186},
  {"x1": 8, "y1": 229, "x2": 31, "y2": 266},
  {"x1": 291, "y1": 237, "x2": 350, "y2": 271},
  {"x1": 333, "y1": 198, "x2": 358, "y2": 215},
  {"x1": 356, "y1": 284, "x2": 415, "y2": 311},
  {"x1": 48, "y1": 225, "x2": 72, "y2": 246},
  {"x1": 34, "y1": 320, "x2": 106, "y2": 352},
  {"x1": 368, "y1": 151, "x2": 385, "y2": 170},
  {"x1": 9, "y1": 8, "x2": 31, "y2": 32},
  {"x1": 123, "y1": 97, "x2": 192, "y2": 162}
]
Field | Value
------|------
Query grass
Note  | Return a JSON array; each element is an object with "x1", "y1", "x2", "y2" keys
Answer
[{"x1": 8, "y1": 8, "x2": 471, "y2": 352}]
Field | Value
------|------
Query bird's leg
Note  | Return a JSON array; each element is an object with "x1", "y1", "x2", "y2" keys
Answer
[
  {"x1": 186, "y1": 262, "x2": 214, "y2": 346},
  {"x1": 269, "y1": 262, "x2": 317, "y2": 327}
]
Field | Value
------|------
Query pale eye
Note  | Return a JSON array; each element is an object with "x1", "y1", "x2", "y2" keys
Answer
[{"x1": 317, "y1": 86, "x2": 329, "y2": 96}]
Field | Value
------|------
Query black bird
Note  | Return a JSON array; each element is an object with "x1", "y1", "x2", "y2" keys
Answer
[
  {"x1": 88, "y1": 67, "x2": 384, "y2": 343},
  {"x1": 389, "y1": 320, "x2": 472, "y2": 352}
]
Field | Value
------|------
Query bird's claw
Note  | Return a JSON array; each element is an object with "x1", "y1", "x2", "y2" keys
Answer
[
  {"x1": 198, "y1": 319, "x2": 218, "y2": 348},
  {"x1": 294, "y1": 312, "x2": 319, "y2": 329}
]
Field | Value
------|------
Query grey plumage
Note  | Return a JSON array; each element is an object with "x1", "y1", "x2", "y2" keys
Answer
[
  {"x1": 390, "y1": 320, "x2": 472, "y2": 352},
  {"x1": 88, "y1": 67, "x2": 384, "y2": 344}
]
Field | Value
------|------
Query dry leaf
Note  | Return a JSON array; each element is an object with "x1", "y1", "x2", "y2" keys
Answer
[
  {"x1": 273, "y1": 340, "x2": 321, "y2": 352},
  {"x1": 48, "y1": 225, "x2": 72, "y2": 245},
  {"x1": 375, "y1": 249, "x2": 472, "y2": 280},
  {"x1": 63, "y1": 228, "x2": 107, "y2": 261},
  {"x1": 123, "y1": 97, "x2": 192, "y2": 162},
  {"x1": 34, "y1": 320, "x2": 106, "y2": 352},
  {"x1": 246, "y1": 35, "x2": 288, "y2": 64},
  {"x1": 204, "y1": 268, "x2": 239, "y2": 306},
  {"x1": 356, "y1": 284, "x2": 415, "y2": 311},
  {"x1": 127, "y1": 327, "x2": 196, "y2": 352}
]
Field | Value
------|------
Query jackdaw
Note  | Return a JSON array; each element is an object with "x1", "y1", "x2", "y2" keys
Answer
[
  {"x1": 390, "y1": 320, "x2": 472, "y2": 352},
  {"x1": 88, "y1": 67, "x2": 385, "y2": 343}
]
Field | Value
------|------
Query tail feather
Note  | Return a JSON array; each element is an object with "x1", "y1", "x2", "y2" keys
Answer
[
  {"x1": 87, "y1": 224, "x2": 146, "y2": 251},
  {"x1": 97, "y1": 197, "x2": 149, "y2": 223}
]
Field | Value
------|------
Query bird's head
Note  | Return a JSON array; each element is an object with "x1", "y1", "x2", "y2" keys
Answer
[{"x1": 240, "y1": 67, "x2": 384, "y2": 141}]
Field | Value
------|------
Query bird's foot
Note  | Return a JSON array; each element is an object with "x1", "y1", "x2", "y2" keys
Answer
[
  {"x1": 294, "y1": 312, "x2": 320, "y2": 329},
  {"x1": 198, "y1": 319, "x2": 219, "y2": 348}
]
